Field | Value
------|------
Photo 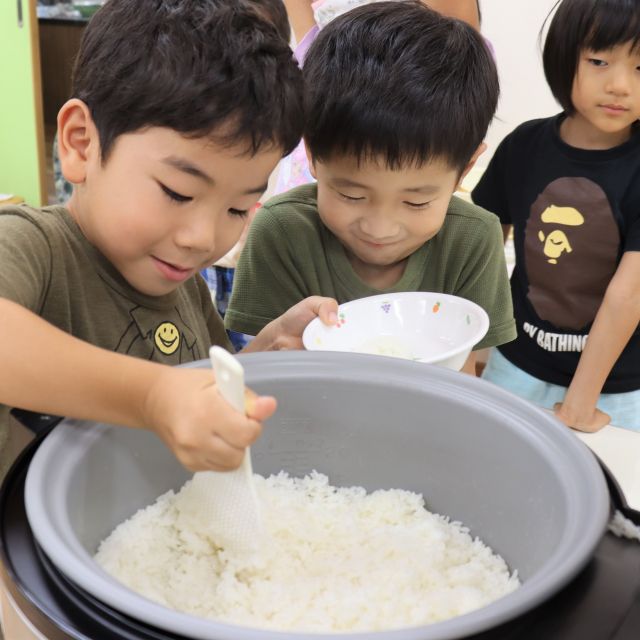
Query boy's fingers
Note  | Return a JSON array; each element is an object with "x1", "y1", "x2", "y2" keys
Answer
[
  {"x1": 554, "y1": 403, "x2": 611, "y2": 432},
  {"x1": 180, "y1": 435, "x2": 246, "y2": 472},
  {"x1": 306, "y1": 295, "x2": 339, "y2": 326},
  {"x1": 244, "y1": 388, "x2": 277, "y2": 421},
  {"x1": 216, "y1": 413, "x2": 263, "y2": 449}
]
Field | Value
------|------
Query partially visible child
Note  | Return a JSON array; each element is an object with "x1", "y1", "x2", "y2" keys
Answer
[
  {"x1": 472, "y1": 0, "x2": 640, "y2": 431},
  {"x1": 0, "y1": 0, "x2": 337, "y2": 477},
  {"x1": 226, "y1": 1, "x2": 516, "y2": 375}
]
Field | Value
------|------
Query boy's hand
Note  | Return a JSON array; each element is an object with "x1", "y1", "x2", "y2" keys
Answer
[
  {"x1": 247, "y1": 296, "x2": 338, "y2": 352},
  {"x1": 553, "y1": 402, "x2": 611, "y2": 433},
  {"x1": 144, "y1": 366, "x2": 276, "y2": 471}
]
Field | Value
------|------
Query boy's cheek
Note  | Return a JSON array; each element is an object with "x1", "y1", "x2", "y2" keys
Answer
[{"x1": 211, "y1": 224, "x2": 247, "y2": 264}]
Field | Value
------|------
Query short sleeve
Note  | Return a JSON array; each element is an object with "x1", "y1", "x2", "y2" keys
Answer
[
  {"x1": 225, "y1": 206, "x2": 311, "y2": 336},
  {"x1": 471, "y1": 135, "x2": 512, "y2": 224},
  {"x1": 623, "y1": 212, "x2": 640, "y2": 253},
  {"x1": 0, "y1": 209, "x2": 52, "y2": 312},
  {"x1": 454, "y1": 215, "x2": 516, "y2": 350}
]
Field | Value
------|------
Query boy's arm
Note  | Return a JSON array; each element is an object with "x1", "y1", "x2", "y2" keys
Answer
[
  {"x1": 282, "y1": 0, "x2": 315, "y2": 43},
  {"x1": 455, "y1": 215, "x2": 516, "y2": 350},
  {"x1": 460, "y1": 351, "x2": 477, "y2": 376},
  {"x1": 0, "y1": 298, "x2": 275, "y2": 471},
  {"x1": 427, "y1": 1, "x2": 481, "y2": 30},
  {"x1": 501, "y1": 224, "x2": 512, "y2": 244},
  {"x1": 554, "y1": 251, "x2": 640, "y2": 432},
  {"x1": 244, "y1": 295, "x2": 338, "y2": 353}
]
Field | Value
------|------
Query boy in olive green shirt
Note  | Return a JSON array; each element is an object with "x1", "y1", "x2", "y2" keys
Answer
[
  {"x1": 227, "y1": 2, "x2": 516, "y2": 374},
  {"x1": 0, "y1": 0, "x2": 338, "y2": 477}
]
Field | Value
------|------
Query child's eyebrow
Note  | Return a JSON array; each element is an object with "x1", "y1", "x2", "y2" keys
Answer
[
  {"x1": 161, "y1": 155, "x2": 267, "y2": 194},
  {"x1": 162, "y1": 156, "x2": 214, "y2": 184},
  {"x1": 331, "y1": 177, "x2": 440, "y2": 195},
  {"x1": 332, "y1": 178, "x2": 369, "y2": 190},
  {"x1": 403, "y1": 185, "x2": 440, "y2": 195}
]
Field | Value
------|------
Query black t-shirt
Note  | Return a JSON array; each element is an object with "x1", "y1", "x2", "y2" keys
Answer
[{"x1": 472, "y1": 114, "x2": 640, "y2": 393}]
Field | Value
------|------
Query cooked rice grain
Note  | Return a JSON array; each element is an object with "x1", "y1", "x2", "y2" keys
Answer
[{"x1": 96, "y1": 471, "x2": 519, "y2": 631}]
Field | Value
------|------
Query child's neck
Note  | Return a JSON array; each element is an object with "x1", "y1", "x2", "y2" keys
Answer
[
  {"x1": 560, "y1": 113, "x2": 632, "y2": 150},
  {"x1": 348, "y1": 253, "x2": 408, "y2": 289}
]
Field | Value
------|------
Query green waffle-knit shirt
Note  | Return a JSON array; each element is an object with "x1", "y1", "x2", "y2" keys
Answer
[{"x1": 226, "y1": 184, "x2": 516, "y2": 350}]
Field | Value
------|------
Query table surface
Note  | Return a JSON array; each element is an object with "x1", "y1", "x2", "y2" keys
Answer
[{"x1": 576, "y1": 426, "x2": 640, "y2": 511}]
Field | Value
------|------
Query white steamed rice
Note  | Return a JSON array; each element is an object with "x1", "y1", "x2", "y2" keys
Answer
[{"x1": 95, "y1": 471, "x2": 519, "y2": 632}]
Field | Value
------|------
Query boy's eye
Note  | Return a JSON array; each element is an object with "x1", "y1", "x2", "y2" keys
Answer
[
  {"x1": 228, "y1": 208, "x2": 249, "y2": 218},
  {"x1": 405, "y1": 201, "x2": 430, "y2": 209},
  {"x1": 338, "y1": 192, "x2": 365, "y2": 202},
  {"x1": 160, "y1": 183, "x2": 192, "y2": 203},
  {"x1": 587, "y1": 57, "x2": 607, "y2": 67}
]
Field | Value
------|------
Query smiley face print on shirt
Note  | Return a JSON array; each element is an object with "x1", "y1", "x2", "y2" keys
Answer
[
  {"x1": 154, "y1": 321, "x2": 180, "y2": 355},
  {"x1": 115, "y1": 306, "x2": 203, "y2": 364}
]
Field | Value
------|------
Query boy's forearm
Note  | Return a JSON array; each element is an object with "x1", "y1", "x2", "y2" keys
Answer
[
  {"x1": 564, "y1": 264, "x2": 640, "y2": 413},
  {"x1": 460, "y1": 351, "x2": 477, "y2": 376},
  {"x1": 0, "y1": 298, "x2": 164, "y2": 429}
]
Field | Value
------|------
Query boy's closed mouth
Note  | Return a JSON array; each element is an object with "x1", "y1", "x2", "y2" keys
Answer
[
  {"x1": 364, "y1": 242, "x2": 390, "y2": 248},
  {"x1": 358, "y1": 237, "x2": 397, "y2": 249},
  {"x1": 599, "y1": 103, "x2": 629, "y2": 113},
  {"x1": 152, "y1": 256, "x2": 195, "y2": 282}
]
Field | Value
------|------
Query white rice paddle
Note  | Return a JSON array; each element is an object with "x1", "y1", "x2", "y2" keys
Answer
[{"x1": 176, "y1": 346, "x2": 263, "y2": 553}]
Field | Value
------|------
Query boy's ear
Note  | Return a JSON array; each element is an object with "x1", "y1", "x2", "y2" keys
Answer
[
  {"x1": 457, "y1": 142, "x2": 487, "y2": 190},
  {"x1": 57, "y1": 99, "x2": 101, "y2": 184},
  {"x1": 303, "y1": 140, "x2": 318, "y2": 180}
]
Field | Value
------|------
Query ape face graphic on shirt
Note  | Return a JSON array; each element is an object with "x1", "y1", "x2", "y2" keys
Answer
[{"x1": 524, "y1": 177, "x2": 620, "y2": 331}]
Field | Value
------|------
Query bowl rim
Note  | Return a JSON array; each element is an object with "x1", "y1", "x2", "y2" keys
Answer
[{"x1": 302, "y1": 292, "x2": 490, "y2": 364}]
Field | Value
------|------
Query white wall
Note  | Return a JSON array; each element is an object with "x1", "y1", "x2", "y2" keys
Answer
[{"x1": 479, "y1": 0, "x2": 561, "y2": 166}]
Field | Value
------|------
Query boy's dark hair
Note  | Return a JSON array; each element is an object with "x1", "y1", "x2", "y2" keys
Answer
[
  {"x1": 251, "y1": 0, "x2": 291, "y2": 43},
  {"x1": 72, "y1": 0, "x2": 302, "y2": 161},
  {"x1": 543, "y1": 0, "x2": 640, "y2": 114},
  {"x1": 303, "y1": 1, "x2": 498, "y2": 172}
]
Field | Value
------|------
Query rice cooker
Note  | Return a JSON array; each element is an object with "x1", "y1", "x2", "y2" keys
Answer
[{"x1": 1, "y1": 352, "x2": 640, "y2": 640}]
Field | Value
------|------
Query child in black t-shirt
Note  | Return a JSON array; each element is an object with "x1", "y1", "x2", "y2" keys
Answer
[{"x1": 473, "y1": 0, "x2": 640, "y2": 432}]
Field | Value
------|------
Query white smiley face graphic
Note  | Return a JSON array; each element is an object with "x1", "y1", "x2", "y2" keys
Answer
[{"x1": 154, "y1": 322, "x2": 180, "y2": 355}]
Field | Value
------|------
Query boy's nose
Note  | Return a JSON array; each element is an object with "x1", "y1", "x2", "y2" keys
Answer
[
  {"x1": 174, "y1": 212, "x2": 217, "y2": 254},
  {"x1": 606, "y1": 68, "x2": 632, "y2": 96},
  {"x1": 358, "y1": 213, "x2": 399, "y2": 240}
]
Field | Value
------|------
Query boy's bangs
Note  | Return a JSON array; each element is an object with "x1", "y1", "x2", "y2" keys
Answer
[
  {"x1": 316, "y1": 116, "x2": 457, "y2": 171},
  {"x1": 191, "y1": 114, "x2": 294, "y2": 159},
  {"x1": 584, "y1": 3, "x2": 640, "y2": 53},
  {"x1": 73, "y1": 0, "x2": 303, "y2": 162}
]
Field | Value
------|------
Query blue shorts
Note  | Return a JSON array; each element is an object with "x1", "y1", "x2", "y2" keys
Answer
[{"x1": 481, "y1": 349, "x2": 640, "y2": 431}]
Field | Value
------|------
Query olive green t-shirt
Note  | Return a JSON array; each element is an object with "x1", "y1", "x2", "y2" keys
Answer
[
  {"x1": 0, "y1": 204, "x2": 231, "y2": 476},
  {"x1": 227, "y1": 184, "x2": 516, "y2": 348}
]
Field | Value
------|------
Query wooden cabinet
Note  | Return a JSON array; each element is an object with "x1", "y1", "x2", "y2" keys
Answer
[{"x1": 39, "y1": 19, "x2": 85, "y2": 125}]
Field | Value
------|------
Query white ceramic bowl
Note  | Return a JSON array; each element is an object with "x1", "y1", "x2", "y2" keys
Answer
[{"x1": 302, "y1": 292, "x2": 490, "y2": 371}]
